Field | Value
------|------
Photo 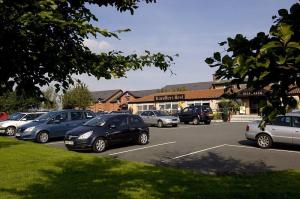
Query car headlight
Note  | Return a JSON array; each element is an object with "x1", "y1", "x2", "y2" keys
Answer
[
  {"x1": 24, "y1": 126, "x2": 35, "y2": 133},
  {"x1": 78, "y1": 131, "x2": 93, "y2": 140}
]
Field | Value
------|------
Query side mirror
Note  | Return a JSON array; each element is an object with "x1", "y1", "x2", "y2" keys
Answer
[{"x1": 109, "y1": 124, "x2": 116, "y2": 129}]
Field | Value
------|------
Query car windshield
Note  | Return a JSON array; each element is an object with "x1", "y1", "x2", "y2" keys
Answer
[
  {"x1": 83, "y1": 117, "x2": 107, "y2": 127},
  {"x1": 34, "y1": 112, "x2": 56, "y2": 122},
  {"x1": 8, "y1": 113, "x2": 25, "y2": 121},
  {"x1": 154, "y1": 111, "x2": 168, "y2": 116}
]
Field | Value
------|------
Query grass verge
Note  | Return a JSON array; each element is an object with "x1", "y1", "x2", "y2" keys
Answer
[{"x1": 1, "y1": 137, "x2": 300, "y2": 199}]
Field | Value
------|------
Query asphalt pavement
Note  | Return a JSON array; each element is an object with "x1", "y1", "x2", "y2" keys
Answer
[{"x1": 45, "y1": 122, "x2": 300, "y2": 174}]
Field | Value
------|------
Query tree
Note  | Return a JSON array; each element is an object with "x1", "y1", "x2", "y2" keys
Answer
[
  {"x1": 0, "y1": 0, "x2": 176, "y2": 98},
  {"x1": 205, "y1": 2, "x2": 300, "y2": 123},
  {"x1": 62, "y1": 83, "x2": 92, "y2": 109},
  {"x1": 0, "y1": 92, "x2": 40, "y2": 113},
  {"x1": 41, "y1": 87, "x2": 58, "y2": 110}
]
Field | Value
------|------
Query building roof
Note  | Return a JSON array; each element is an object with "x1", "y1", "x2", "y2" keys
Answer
[
  {"x1": 161, "y1": 81, "x2": 213, "y2": 91},
  {"x1": 129, "y1": 89, "x2": 224, "y2": 103},
  {"x1": 90, "y1": 89, "x2": 123, "y2": 102},
  {"x1": 127, "y1": 89, "x2": 160, "y2": 98}
]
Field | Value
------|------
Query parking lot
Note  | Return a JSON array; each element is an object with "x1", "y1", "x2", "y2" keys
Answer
[{"x1": 46, "y1": 122, "x2": 300, "y2": 174}]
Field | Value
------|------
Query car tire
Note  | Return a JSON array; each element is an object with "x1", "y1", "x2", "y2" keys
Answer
[
  {"x1": 256, "y1": 133, "x2": 272, "y2": 149},
  {"x1": 192, "y1": 118, "x2": 200, "y2": 125},
  {"x1": 157, "y1": 120, "x2": 164, "y2": 128},
  {"x1": 172, "y1": 124, "x2": 178, "y2": 127},
  {"x1": 137, "y1": 132, "x2": 149, "y2": 145},
  {"x1": 5, "y1": 126, "x2": 16, "y2": 136},
  {"x1": 93, "y1": 137, "x2": 107, "y2": 153},
  {"x1": 204, "y1": 120, "x2": 211, "y2": 125},
  {"x1": 36, "y1": 131, "x2": 49, "y2": 143}
]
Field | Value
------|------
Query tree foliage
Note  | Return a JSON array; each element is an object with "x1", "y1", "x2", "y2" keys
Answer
[
  {"x1": 0, "y1": 92, "x2": 40, "y2": 113},
  {"x1": 0, "y1": 0, "x2": 176, "y2": 98},
  {"x1": 206, "y1": 2, "x2": 300, "y2": 123},
  {"x1": 62, "y1": 83, "x2": 92, "y2": 109}
]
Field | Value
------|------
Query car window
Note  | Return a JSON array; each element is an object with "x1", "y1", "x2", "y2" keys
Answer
[
  {"x1": 129, "y1": 116, "x2": 144, "y2": 126},
  {"x1": 54, "y1": 112, "x2": 68, "y2": 122},
  {"x1": 108, "y1": 116, "x2": 128, "y2": 129},
  {"x1": 70, "y1": 112, "x2": 83, "y2": 121},
  {"x1": 292, "y1": 117, "x2": 300, "y2": 128},
  {"x1": 84, "y1": 111, "x2": 94, "y2": 119},
  {"x1": 148, "y1": 111, "x2": 155, "y2": 116},
  {"x1": 141, "y1": 111, "x2": 148, "y2": 116},
  {"x1": 271, "y1": 116, "x2": 291, "y2": 127},
  {"x1": 23, "y1": 114, "x2": 37, "y2": 121},
  {"x1": 182, "y1": 107, "x2": 190, "y2": 113}
]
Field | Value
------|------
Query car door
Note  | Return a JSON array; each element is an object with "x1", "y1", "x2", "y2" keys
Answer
[
  {"x1": 140, "y1": 111, "x2": 150, "y2": 125},
  {"x1": 266, "y1": 116, "x2": 293, "y2": 144},
  {"x1": 179, "y1": 107, "x2": 189, "y2": 122},
  {"x1": 66, "y1": 111, "x2": 86, "y2": 131},
  {"x1": 292, "y1": 116, "x2": 300, "y2": 144},
  {"x1": 148, "y1": 111, "x2": 157, "y2": 125},
  {"x1": 48, "y1": 112, "x2": 69, "y2": 138},
  {"x1": 106, "y1": 115, "x2": 130, "y2": 144},
  {"x1": 128, "y1": 115, "x2": 145, "y2": 140}
]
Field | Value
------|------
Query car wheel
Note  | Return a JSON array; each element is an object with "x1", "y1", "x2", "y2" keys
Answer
[
  {"x1": 204, "y1": 120, "x2": 211, "y2": 125},
  {"x1": 93, "y1": 137, "x2": 106, "y2": 153},
  {"x1": 257, "y1": 134, "x2": 272, "y2": 149},
  {"x1": 192, "y1": 118, "x2": 200, "y2": 125},
  {"x1": 5, "y1": 126, "x2": 16, "y2": 136},
  {"x1": 157, "y1": 120, "x2": 164, "y2": 128},
  {"x1": 37, "y1": 131, "x2": 49, "y2": 143},
  {"x1": 137, "y1": 133, "x2": 148, "y2": 145},
  {"x1": 172, "y1": 124, "x2": 178, "y2": 127}
]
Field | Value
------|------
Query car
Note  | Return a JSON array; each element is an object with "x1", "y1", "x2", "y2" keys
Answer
[
  {"x1": 0, "y1": 112, "x2": 8, "y2": 122},
  {"x1": 15, "y1": 110, "x2": 95, "y2": 143},
  {"x1": 245, "y1": 112, "x2": 300, "y2": 148},
  {"x1": 64, "y1": 114, "x2": 149, "y2": 152},
  {"x1": 110, "y1": 110, "x2": 132, "y2": 114},
  {"x1": 140, "y1": 110, "x2": 179, "y2": 127},
  {"x1": 177, "y1": 105, "x2": 213, "y2": 125},
  {"x1": 0, "y1": 112, "x2": 46, "y2": 136}
]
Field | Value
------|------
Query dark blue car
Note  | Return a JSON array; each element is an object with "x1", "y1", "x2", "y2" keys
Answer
[{"x1": 16, "y1": 110, "x2": 95, "y2": 143}]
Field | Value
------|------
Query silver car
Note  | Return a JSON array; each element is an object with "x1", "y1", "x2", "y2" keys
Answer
[
  {"x1": 245, "y1": 112, "x2": 300, "y2": 148},
  {"x1": 140, "y1": 110, "x2": 179, "y2": 128}
]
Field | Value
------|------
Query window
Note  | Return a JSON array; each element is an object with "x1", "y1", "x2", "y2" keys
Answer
[
  {"x1": 70, "y1": 112, "x2": 83, "y2": 121},
  {"x1": 165, "y1": 103, "x2": 171, "y2": 110},
  {"x1": 108, "y1": 116, "x2": 128, "y2": 129},
  {"x1": 141, "y1": 111, "x2": 148, "y2": 116},
  {"x1": 293, "y1": 117, "x2": 300, "y2": 128},
  {"x1": 149, "y1": 105, "x2": 154, "y2": 110},
  {"x1": 137, "y1": 105, "x2": 143, "y2": 111},
  {"x1": 54, "y1": 112, "x2": 68, "y2": 122},
  {"x1": 271, "y1": 116, "x2": 291, "y2": 127},
  {"x1": 129, "y1": 116, "x2": 144, "y2": 126},
  {"x1": 182, "y1": 107, "x2": 190, "y2": 113},
  {"x1": 148, "y1": 111, "x2": 155, "y2": 116},
  {"x1": 84, "y1": 111, "x2": 94, "y2": 119}
]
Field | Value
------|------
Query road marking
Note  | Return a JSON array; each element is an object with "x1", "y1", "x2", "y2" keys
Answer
[
  {"x1": 161, "y1": 144, "x2": 226, "y2": 163},
  {"x1": 224, "y1": 144, "x2": 300, "y2": 155},
  {"x1": 46, "y1": 141, "x2": 64, "y2": 145},
  {"x1": 108, "y1": 141, "x2": 176, "y2": 156}
]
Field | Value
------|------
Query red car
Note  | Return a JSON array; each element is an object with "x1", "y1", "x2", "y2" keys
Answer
[{"x1": 0, "y1": 112, "x2": 8, "y2": 121}]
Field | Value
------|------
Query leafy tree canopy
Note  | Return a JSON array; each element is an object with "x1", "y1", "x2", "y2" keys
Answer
[
  {"x1": 62, "y1": 83, "x2": 92, "y2": 109},
  {"x1": 0, "y1": 0, "x2": 175, "y2": 98},
  {"x1": 206, "y1": 2, "x2": 300, "y2": 123}
]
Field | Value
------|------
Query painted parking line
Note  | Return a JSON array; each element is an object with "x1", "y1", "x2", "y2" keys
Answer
[
  {"x1": 161, "y1": 144, "x2": 226, "y2": 163},
  {"x1": 108, "y1": 141, "x2": 176, "y2": 156},
  {"x1": 224, "y1": 144, "x2": 300, "y2": 155}
]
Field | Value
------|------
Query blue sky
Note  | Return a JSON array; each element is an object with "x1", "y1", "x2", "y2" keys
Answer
[{"x1": 79, "y1": 0, "x2": 299, "y2": 91}]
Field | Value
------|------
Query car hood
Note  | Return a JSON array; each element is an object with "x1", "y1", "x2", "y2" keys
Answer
[
  {"x1": 66, "y1": 125, "x2": 101, "y2": 136},
  {"x1": 19, "y1": 121, "x2": 44, "y2": 129},
  {"x1": 159, "y1": 116, "x2": 178, "y2": 120}
]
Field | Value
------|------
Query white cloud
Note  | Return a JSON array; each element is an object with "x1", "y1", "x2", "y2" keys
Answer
[{"x1": 83, "y1": 39, "x2": 111, "y2": 53}]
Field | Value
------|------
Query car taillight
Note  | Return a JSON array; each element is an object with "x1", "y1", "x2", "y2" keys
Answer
[{"x1": 246, "y1": 125, "x2": 249, "y2": 132}]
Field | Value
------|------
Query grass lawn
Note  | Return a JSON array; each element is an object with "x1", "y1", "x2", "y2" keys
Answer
[{"x1": 1, "y1": 137, "x2": 300, "y2": 199}]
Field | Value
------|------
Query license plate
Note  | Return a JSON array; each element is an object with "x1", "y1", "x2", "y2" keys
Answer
[
  {"x1": 15, "y1": 133, "x2": 20, "y2": 137},
  {"x1": 65, "y1": 140, "x2": 74, "y2": 145}
]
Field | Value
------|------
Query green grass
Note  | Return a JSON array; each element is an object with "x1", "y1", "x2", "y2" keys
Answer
[{"x1": 1, "y1": 137, "x2": 300, "y2": 199}]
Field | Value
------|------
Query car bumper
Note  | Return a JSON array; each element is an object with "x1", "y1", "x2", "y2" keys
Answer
[
  {"x1": 163, "y1": 120, "x2": 180, "y2": 125},
  {"x1": 15, "y1": 132, "x2": 36, "y2": 140},
  {"x1": 64, "y1": 136, "x2": 93, "y2": 151},
  {"x1": 0, "y1": 128, "x2": 6, "y2": 134}
]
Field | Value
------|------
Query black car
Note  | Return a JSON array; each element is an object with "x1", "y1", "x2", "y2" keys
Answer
[
  {"x1": 64, "y1": 114, "x2": 149, "y2": 152},
  {"x1": 178, "y1": 105, "x2": 213, "y2": 125}
]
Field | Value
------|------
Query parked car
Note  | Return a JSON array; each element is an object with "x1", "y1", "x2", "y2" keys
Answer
[
  {"x1": 0, "y1": 112, "x2": 8, "y2": 122},
  {"x1": 245, "y1": 112, "x2": 300, "y2": 148},
  {"x1": 177, "y1": 105, "x2": 213, "y2": 125},
  {"x1": 0, "y1": 112, "x2": 46, "y2": 136},
  {"x1": 140, "y1": 110, "x2": 179, "y2": 127},
  {"x1": 110, "y1": 110, "x2": 132, "y2": 114},
  {"x1": 15, "y1": 110, "x2": 95, "y2": 143},
  {"x1": 64, "y1": 114, "x2": 149, "y2": 152}
]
